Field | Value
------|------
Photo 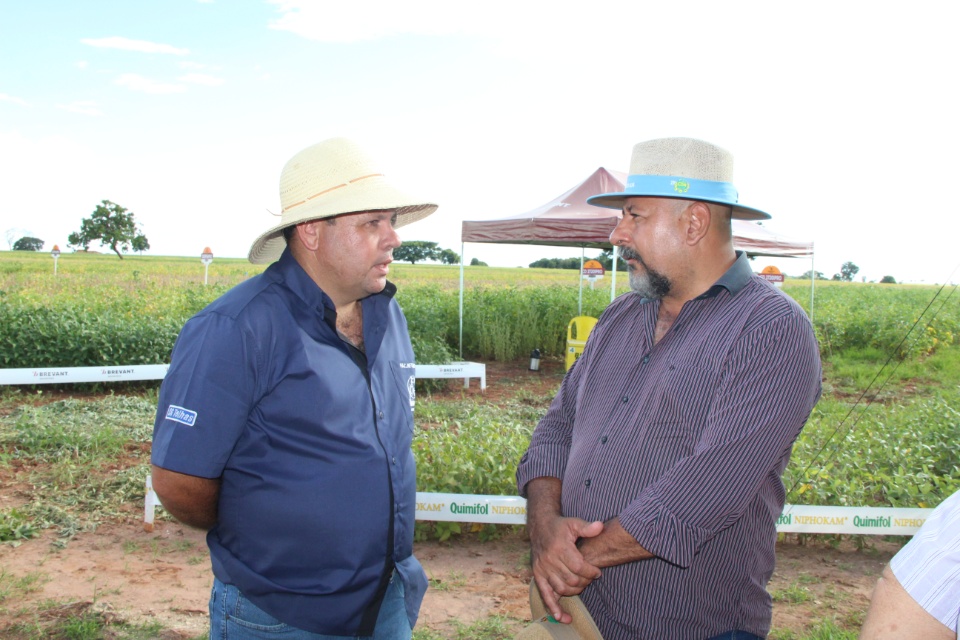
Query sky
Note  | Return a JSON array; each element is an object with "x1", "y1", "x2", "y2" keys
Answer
[{"x1": 2, "y1": 1, "x2": 959, "y2": 284}]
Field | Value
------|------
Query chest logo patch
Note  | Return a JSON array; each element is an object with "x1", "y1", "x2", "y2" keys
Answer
[{"x1": 166, "y1": 404, "x2": 198, "y2": 427}]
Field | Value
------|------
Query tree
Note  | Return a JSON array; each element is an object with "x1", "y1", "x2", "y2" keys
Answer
[
  {"x1": 880, "y1": 275, "x2": 897, "y2": 284},
  {"x1": 529, "y1": 257, "x2": 583, "y2": 269},
  {"x1": 12, "y1": 236, "x2": 43, "y2": 251},
  {"x1": 799, "y1": 270, "x2": 828, "y2": 280},
  {"x1": 469, "y1": 257, "x2": 488, "y2": 267},
  {"x1": 131, "y1": 234, "x2": 150, "y2": 255},
  {"x1": 393, "y1": 240, "x2": 439, "y2": 265},
  {"x1": 438, "y1": 248, "x2": 460, "y2": 265},
  {"x1": 834, "y1": 261, "x2": 860, "y2": 282},
  {"x1": 67, "y1": 200, "x2": 149, "y2": 260}
]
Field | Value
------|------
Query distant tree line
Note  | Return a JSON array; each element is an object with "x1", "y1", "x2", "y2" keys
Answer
[
  {"x1": 393, "y1": 241, "x2": 459, "y2": 265},
  {"x1": 530, "y1": 248, "x2": 622, "y2": 270}
]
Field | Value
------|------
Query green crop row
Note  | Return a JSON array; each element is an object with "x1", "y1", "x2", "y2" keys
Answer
[{"x1": 1, "y1": 251, "x2": 958, "y2": 367}]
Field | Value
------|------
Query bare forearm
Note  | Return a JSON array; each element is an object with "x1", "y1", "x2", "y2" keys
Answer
[
  {"x1": 579, "y1": 517, "x2": 654, "y2": 568},
  {"x1": 151, "y1": 465, "x2": 220, "y2": 530},
  {"x1": 525, "y1": 477, "x2": 564, "y2": 538}
]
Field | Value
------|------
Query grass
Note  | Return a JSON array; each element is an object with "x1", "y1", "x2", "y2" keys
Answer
[
  {"x1": 427, "y1": 571, "x2": 467, "y2": 592},
  {"x1": 413, "y1": 615, "x2": 517, "y2": 640},
  {"x1": 3, "y1": 600, "x2": 207, "y2": 639},
  {"x1": 770, "y1": 618, "x2": 859, "y2": 640}
]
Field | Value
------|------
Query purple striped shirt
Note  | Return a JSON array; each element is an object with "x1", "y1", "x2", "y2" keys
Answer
[{"x1": 517, "y1": 252, "x2": 822, "y2": 640}]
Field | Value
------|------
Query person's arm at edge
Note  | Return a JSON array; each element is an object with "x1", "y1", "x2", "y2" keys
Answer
[
  {"x1": 151, "y1": 464, "x2": 220, "y2": 530},
  {"x1": 525, "y1": 476, "x2": 603, "y2": 624},
  {"x1": 859, "y1": 564, "x2": 955, "y2": 640}
]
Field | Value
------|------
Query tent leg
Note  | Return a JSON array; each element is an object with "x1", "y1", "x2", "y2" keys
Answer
[
  {"x1": 809, "y1": 252, "x2": 815, "y2": 323},
  {"x1": 611, "y1": 246, "x2": 618, "y2": 303},
  {"x1": 578, "y1": 248, "x2": 585, "y2": 316},
  {"x1": 459, "y1": 243, "x2": 464, "y2": 359}
]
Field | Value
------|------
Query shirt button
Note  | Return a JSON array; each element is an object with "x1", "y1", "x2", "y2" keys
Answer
[
  {"x1": 584, "y1": 479, "x2": 591, "y2": 488},
  {"x1": 643, "y1": 356, "x2": 650, "y2": 364},
  {"x1": 621, "y1": 396, "x2": 629, "y2": 403},
  {"x1": 392, "y1": 456, "x2": 397, "y2": 465},
  {"x1": 600, "y1": 435, "x2": 608, "y2": 444},
  {"x1": 379, "y1": 411, "x2": 385, "y2": 419}
]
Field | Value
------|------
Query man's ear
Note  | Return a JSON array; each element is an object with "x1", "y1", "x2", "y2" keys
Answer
[
  {"x1": 294, "y1": 220, "x2": 322, "y2": 252},
  {"x1": 684, "y1": 201, "x2": 712, "y2": 245}
]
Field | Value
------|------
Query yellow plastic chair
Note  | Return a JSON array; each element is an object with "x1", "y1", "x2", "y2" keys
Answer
[{"x1": 565, "y1": 316, "x2": 598, "y2": 371}]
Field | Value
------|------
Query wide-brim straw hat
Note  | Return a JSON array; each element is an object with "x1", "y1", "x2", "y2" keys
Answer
[
  {"x1": 515, "y1": 581, "x2": 604, "y2": 640},
  {"x1": 248, "y1": 137, "x2": 438, "y2": 264},
  {"x1": 587, "y1": 137, "x2": 771, "y2": 220}
]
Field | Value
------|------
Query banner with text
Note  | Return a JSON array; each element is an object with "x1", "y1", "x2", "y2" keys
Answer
[{"x1": 415, "y1": 493, "x2": 932, "y2": 535}]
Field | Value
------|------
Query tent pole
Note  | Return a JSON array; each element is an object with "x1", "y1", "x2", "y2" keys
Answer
[
  {"x1": 610, "y1": 245, "x2": 618, "y2": 303},
  {"x1": 459, "y1": 243, "x2": 464, "y2": 359},
  {"x1": 809, "y1": 250, "x2": 815, "y2": 323},
  {"x1": 578, "y1": 248, "x2": 585, "y2": 315}
]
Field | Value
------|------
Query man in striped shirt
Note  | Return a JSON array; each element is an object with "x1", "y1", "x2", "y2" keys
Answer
[{"x1": 516, "y1": 138, "x2": 822, "y2": 640}]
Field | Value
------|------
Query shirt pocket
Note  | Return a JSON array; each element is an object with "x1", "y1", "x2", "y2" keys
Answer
[{"x1": 389, "y1": 361, "x2": 416, "y2": 432}]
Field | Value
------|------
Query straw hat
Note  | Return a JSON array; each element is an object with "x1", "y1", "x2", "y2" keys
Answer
[
  {"x1": 248, "y1": 137, "x2": 438, "y2": 264},
  {"x1": 587, "y1": 137, "x2": 770, "y2": 220},
  {"x1": 515, "y1": 581, "x2": 603, "y2": 640}
]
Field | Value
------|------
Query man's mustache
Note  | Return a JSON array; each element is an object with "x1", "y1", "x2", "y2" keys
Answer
[{"x1": 619, "y1": 247, "x2": 641, "y2": 262}]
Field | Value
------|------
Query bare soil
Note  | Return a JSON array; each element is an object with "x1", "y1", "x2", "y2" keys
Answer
[{"x1": 0, "y1": 359, "x2": 899, "y2": 638}]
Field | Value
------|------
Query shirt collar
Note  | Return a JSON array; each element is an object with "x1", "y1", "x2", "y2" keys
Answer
[
  {"x1": 696, "y1": 250, "x2": 753, "y2": 299},
  {"x1": 270, "y1": 247, "x2": 397, "y2": 315}
]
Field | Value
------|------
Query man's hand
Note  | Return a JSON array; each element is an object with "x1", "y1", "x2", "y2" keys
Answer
[{"x1": 525, "y1": 478, "x2": 603, "y2": 623}]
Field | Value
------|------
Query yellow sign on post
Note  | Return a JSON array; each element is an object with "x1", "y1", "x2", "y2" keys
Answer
[{"x1": 565, "y1": 316, "x2": 598, "y2": 371}]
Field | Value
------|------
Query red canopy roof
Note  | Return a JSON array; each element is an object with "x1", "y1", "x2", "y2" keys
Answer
[{"x1": 461, "y1": 167, "x2": 813, "y2": 258}]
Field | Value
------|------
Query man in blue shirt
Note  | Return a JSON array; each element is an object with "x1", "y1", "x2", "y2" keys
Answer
[{"x1": 151, "y1": 137, "x2": 438, "y2": 639}]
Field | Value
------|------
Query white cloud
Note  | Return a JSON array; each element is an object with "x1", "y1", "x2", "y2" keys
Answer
[
  {"x1": 81, "y1": 36, "x2": 189, "y2": 56},
  {"x1": 266, "y1": 0, "x2": 467, "y2": 42},
  {"x1": 57, "y1": 101, "x2": 103, "y2": 116},
  {"x1": 115, "y1": 73, "x2": 187, "y2": 94},
  {"x1": 75, "y1": 60, "x2": 89, "y2": 70},
  {"x1": 0, "y1": 93, "x2": 29, "y2": 107},
  {"x1": 180, "y1": 61, "x2": 221, "y2": 71},
  {"x1": 179, "y1": 73, "x2": 225, "y2": 86}
]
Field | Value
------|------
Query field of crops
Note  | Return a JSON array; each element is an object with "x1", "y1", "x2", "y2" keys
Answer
[
  {"x1": 2, "y1": 248, "x2": 958, "y2": 514},
  {"x1": 3, "y1": 250, "x2": 959, "y2": 365},
  {"x1": 1, "y1": 249, "x2": 958, "y2": 638}
]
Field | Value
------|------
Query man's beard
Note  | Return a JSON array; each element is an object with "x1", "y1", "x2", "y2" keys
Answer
[{"x1": 620, "y1": 247, "x2": 671, "y2": 299}]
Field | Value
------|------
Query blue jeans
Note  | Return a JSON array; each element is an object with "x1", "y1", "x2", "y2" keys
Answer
[
  {"x1": 708, "y1": 632, "x2": 764, "y2": 640},
  {"x1": 209, "y1": 574, "x2": 411, "y2": 639}
]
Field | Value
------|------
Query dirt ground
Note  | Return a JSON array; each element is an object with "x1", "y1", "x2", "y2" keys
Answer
[
  {"x1": 0, "y1": 519, "x2": 897, "y2": 638},
  {"x1": 0, "y1": 359, "x2": 900, "y2": 638}
]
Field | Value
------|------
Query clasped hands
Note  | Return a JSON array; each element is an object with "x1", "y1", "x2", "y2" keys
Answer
[
  {"x1": 530, "y1": 514, "x2": 604, "y2": 624},
  {"x1": 531, "y1": 514, "x2": 651, "y2": 624}
]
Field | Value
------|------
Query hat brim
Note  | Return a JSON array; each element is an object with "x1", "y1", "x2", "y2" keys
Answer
[
  {"x1": 523, "y1": 581, "x2": 604, "y2": 640},
  {"x1": 248, "y1": 175, "x2": 437, "y2": 264},
  {"x1": 587, "y1": 191, "x2": 770, "y2": 221}
]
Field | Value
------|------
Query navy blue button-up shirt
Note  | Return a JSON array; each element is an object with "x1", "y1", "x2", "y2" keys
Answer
[
  {"x1": 517, "y1": 252, "x2": 822, "y2": 640},
  {"x1": 152, "y1": 248, "x2": 425, "y2": 636}
]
